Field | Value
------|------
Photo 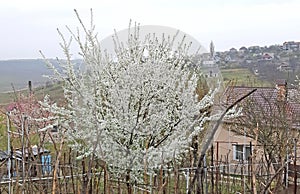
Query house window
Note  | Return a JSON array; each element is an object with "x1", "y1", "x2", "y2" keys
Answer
[{"x1": 233, "y1": 144, "x2": 251, "y2": 161}]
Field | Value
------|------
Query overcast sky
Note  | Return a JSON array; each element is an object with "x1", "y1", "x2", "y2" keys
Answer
[{"x1": 1, "y1": 0, "x2": 300, "y2": 59}]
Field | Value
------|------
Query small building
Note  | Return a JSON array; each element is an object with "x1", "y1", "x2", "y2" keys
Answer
[
  {"x1": 277, "y1": 62, "x2": 292, "y2": 72},
  {"x1": 229, "y1": 48, "x2": 238, "y2": 53},
  {"x1": 248, "y1": 46, "x2": 261, "y2": 53},
  {"x1": 202, "y1": 60, "x2": 215, "y2": 66},
  {"x1": 262, "y1": 52, "x2": 274, "y2": 60},
  {"x1": 239, "y1": 46, "x2": 248, "y2": 53},
  {"x1": 14, "y1": 145, "x2": 51, "y2": 176},
  {"x1": 0, "y1": 145, "x2": 52, "y2": 179},
  {"x1": 283, "y1": 41, "x2": 300, "y2": 51},
  {"x1": 214, "y1": 80, "x2": 300, "y2": 169}
]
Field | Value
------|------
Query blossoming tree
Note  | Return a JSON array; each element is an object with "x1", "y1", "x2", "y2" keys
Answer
[
  {"x1": 41, "y1": 10, "x2": 216, "y2": 187},
  {"x1": 6, "y1": 90, "x2": 55, "y2": 146}
]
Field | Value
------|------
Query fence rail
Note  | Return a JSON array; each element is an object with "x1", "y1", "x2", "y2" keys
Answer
[{"x1": 0, "y1": 147, "x2": 299, "y2": 194}]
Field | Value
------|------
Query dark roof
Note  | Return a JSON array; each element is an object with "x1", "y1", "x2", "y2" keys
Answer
[
  {"x1": 239, "y1": 46, "x2": 248, "y2": 51},
  {"x1": 14, "y1": 146, "x2": 50, "y2": 159},
  {"x1": 276, "y1": 79, "x2": 287, "y2": 86},
  {"x1": 222, "y1": 85, "x2": 300, "y2": 128},
  {"x1": 0, "y1": 150, "x2": 8, "y2": 162},
  {"x1": 223, "y1": 86, "x2": 277, "y2": 106}
]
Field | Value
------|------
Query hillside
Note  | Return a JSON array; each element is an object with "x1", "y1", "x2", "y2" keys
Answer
[
  {"x1": 0, "y1": 59, "x2": 69, "y2": 108},
  {"x1": 0, "y1": 82, "x2": 65, "y2": 110},
  {"x1": 0, "y1": 59, "x2": 82, "y2": 93},
  {"x1": 0, "y1": 59, "x2": 51, "y2": 92}
]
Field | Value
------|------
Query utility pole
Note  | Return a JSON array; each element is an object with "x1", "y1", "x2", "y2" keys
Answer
[
  {"x1": 28, "y1": 81, "x2": 32, "y2": 95},
  {"x1": 21, "y1": 115, "x2": 27, "y2": 194},
  {"x1": 286, "y1": 133, "x2": 290, "y2": 188},
  {"x1": 185, "y1": 169, "x2": 189, "y2": 194},
  {"x1": 6, "y1": 112, "x2": 11, "y2": 194},
  {"x1": 294, "y1": 138, "x2": 297, "y2": 194}
]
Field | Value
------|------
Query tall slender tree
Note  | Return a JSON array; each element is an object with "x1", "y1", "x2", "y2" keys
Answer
[{"x1": 210, "y1": 40, "x2": 215, "y2": 59}]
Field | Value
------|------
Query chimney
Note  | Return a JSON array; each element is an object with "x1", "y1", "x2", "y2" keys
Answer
[{"x1": 276, "y1": 79, "x2": 287, "y2": 102}]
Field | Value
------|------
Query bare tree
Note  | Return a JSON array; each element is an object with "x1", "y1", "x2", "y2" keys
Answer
[{"x1": 227, "y1": 85, "x2": 300, "y2": 193}]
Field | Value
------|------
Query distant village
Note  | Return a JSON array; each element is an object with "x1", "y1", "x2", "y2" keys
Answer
[
  {"x1": 1, "y1": 39, "x2": 300, "y2": 193},
  {"x1": 200, "y1": 41, "x2": 300, "y2": 85}
]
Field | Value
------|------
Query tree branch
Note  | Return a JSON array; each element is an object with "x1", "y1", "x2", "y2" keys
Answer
[{"x1": 188, "y1": 88, "x2": 257, "y2": 193}]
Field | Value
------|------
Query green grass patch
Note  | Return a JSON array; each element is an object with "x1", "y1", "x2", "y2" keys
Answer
[
  {"x1": 0, "y1": 83, "x2": 64, "y2": 108},
  {"x1": 220, "y1": 68, "x2": 271, "y2": 87}
]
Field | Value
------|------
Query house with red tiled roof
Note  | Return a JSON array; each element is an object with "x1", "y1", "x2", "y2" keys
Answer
[
  {"x1": 213, "y1": 80, "x2": 300, "y2": 166},
  {"x1": 262, "y1": 52, "x2": 274, "y2": 60}
]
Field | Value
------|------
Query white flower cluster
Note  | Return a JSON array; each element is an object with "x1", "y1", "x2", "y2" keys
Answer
[{"x1": 42, "y1": 16, "x2": 215, "y2": 181}]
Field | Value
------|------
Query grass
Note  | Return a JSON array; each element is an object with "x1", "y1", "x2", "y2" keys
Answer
[
  {"x1": 0, "y1": 114, "x2": 55, "y2": 151},
  {"x1": 220, "y1": 68, "x2": 272, "y2": 87},
  {"x1": 0, "y1": 92, "x2": 15, "y2": 106},
  {"x1": 0, "y1": 82, "x2": 64, "y2": 108}
]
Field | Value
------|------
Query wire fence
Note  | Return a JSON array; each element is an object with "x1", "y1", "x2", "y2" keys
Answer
[{"x1": 0, "y1": 148, "x2": 299, "y2": 194}]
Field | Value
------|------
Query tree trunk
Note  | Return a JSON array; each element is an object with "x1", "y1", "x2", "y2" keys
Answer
[
  {"x1": 126, "y1": 171, "x2": 132, "y2": 194},
  {"x1": 103, "y1": 164, "x2": 110, "y2": 194}
]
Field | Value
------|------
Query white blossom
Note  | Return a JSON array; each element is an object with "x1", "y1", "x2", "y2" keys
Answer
[{"x1": 42, "y1": 12, "x2": 216, "y2": 181}]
